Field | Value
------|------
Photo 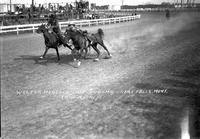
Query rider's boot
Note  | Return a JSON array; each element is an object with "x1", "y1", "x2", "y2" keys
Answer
[{"x1": 57, "y1": 33, "x2": 69, "y2": 47}]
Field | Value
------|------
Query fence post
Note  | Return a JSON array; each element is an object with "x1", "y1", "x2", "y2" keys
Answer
[
  {"x1": 59, "y1": 23, "x2": 62, "y2": 31},
  {"x1": 17, "y1": 26, "x2": 19, "y2": 35},
  {"x1": 32, "y1": 26, "x2": 35, "y2": 33}
]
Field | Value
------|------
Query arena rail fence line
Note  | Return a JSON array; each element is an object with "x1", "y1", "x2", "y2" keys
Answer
[{"x1": 0, "y1": 15, "x2": 140, "y2": 35}]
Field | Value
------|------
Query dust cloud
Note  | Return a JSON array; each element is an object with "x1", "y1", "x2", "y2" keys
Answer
[{"x1": 105, "y1": 12, "x2": 200, "y2": 53}]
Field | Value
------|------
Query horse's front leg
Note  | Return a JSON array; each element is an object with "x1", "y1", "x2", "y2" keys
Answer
[
  {"x1": 83, "y1": 40, "x2": 90, "y2": 59},
  {"x1": 71, "y1": 48, "x2": 78, "y2": 61},
  {"x1": 55, "y1": 47, "x2": 60, "y2": 61},
  {"x1": 71, "y1": 48, "x2": 81, "y2": 67},
  {"x1": 40, "y1": 46, "x2": 49, "y2": 59},
  {"x1": 83, "y1": 48, "x2": 88, "y2": 59},
  {"x1": 79, "y1": 47, "x2": 87, "y2": 59}
]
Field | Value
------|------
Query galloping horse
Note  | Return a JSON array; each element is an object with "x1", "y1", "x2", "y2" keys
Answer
[
  {"x1": 36, "y1": 24, "x2": 72, "y2": 61},
  {"x1": 87, "y1": 29, "x2": 112, "y2": 61},
  {"x1": 65, "y1": 27, "x2": 112, "y2": 61},
  {"x1": 65, "y1": 27, "x2": 89, "y2": 61}
]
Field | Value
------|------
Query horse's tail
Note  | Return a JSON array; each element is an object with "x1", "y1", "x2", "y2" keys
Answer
[{"x1": 97, "y1": 28, "x2": 104, "y2": 39}]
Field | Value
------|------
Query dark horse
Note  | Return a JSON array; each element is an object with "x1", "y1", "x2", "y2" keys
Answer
[
  {"x1": 65, "y1": 27, "x2": 112, "y2": 62},
  {"x1": 87, "y1": 28, "x2": 112, "y2": 61},
  {"x1": 65, "y1": 27, "x2": 89, "y2": 61},
  {"x1": 36, "y1": 24, "x2": 72, "y2": 61}
]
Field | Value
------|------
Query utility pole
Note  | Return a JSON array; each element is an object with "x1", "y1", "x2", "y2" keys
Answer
[
  {"x1": 193, "y1": 0, "x2": 195, "y2": 7},
  {"x1": 187, "y1": 0, "x2": 189, "y2": 7},
  {"x1": 10, "y1": 0, "x2": 11, "y2": 13},
  {"x1": 30, "y1": 0, "x2": 34, "y2": 23},
  {"x1": 181, "y1": 0, "x2": 183, "y2": 7},
  {"x1": 31, "y1": 0, "x2": 34, "y2": 13},
  {"x1": 177, "y1": 0, "x2": 180, "y2": 7},
  {"x1": 121, "y1": 0, "x2": 124, "y2": 6}
]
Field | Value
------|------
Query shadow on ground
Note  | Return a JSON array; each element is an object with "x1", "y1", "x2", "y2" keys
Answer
[
  {"x1": 13, "y1": 54, "x2": 81, "y2": 67},
  {"x1": 13, "y1": 54, "x2": 109, "y2": 68}
]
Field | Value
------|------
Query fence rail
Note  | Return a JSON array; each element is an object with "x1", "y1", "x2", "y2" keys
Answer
[{"x1": 0, "y1": 15, "x2": 140, "y2": 35}]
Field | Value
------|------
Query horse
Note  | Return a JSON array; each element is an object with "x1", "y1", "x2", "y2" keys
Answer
[
  {"x1": 64, "y1": 27, "x2": 89, "y2": 62},
  {"x1": 86, "y1": 28, "x2": 112, "y2": 61},
  {"x1": 36, "y1": 24, "x2": 72, "y2": 61},
  {"x1": 64, "y1": 27, "x2": 112, "y2": 63}
]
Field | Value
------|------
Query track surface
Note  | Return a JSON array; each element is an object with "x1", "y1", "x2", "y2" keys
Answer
[{"x1": 1, "y1": 12, "x2": 200, "y2": 139}]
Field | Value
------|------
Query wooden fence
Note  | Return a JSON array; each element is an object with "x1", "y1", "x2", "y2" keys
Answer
[{"x1": 0, "y1": 15, "x2": 140, "y2": 35}]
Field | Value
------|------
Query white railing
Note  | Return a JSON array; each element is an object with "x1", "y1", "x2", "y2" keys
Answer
[{"x1": 0, "y1": 15, "x2": 140, "y2": 35}]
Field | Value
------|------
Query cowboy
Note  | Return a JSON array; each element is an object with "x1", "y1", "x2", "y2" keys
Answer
[
  {"x1": 67, "y1": 23, "x2": 88, "y2": 42},
  {"x1": 47, "y1": 14, "x2": 69, "y2": 47},
  {"x1": 47, "y1": 14, "x2": 59, "y2": 33},
  {"x1": 67, "y1": 23, "x2": 88, "y2": 35}
]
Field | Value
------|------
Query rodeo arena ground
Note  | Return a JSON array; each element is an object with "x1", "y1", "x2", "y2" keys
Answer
[{"x1": 1, "y1": 10, "x2": 200, "y2": 139}]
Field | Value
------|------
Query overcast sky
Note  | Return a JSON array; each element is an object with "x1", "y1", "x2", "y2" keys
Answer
[{"x1": 1, "y1": 0, "x2": 200, "y2": 5}]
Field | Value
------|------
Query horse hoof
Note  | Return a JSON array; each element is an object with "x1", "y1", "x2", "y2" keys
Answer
[
  {"x1": 104, "y1": 55, "x2": 112, "y2": 59},
  {"x1": 77, "y1": 61, "x2": 81, "y2": 66},
  {"x1": 39, "y1": 56, "x2": 44, "y2": 59},
  {"x1": 94, "y1": 58, "x2": 99, "y2": 62},
  {"x1": 74, "y1": 61, "x2": 81, "y2": 68},
  {"x1": 73, "y1": 58, "x2": 77, "y2": 62}
]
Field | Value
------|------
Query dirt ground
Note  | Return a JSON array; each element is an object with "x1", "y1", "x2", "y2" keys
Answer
[{"x1": 1, "y1": 12, "x2": 200, "y2": 139}]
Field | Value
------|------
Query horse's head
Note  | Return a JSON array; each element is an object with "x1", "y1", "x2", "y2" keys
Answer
[{"x1": 36, "y1": 24, "x2": 48, "y2": 33}]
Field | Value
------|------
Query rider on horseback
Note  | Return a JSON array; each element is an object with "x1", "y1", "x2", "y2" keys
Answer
[
  {"x1": 47, "y1": 14, "x2": 69, "y2": 47},
  {"x1": 67, "y1": 23, "x2": 89, "y2": 46},
  {"x1": 67, "y1": 24, "x2": 88, "y2": 36}
]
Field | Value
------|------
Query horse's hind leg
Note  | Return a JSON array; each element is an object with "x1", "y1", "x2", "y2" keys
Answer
[
  {"x1": 99, "y1": 41, "x2": 112, "y2": 57},
  {"x1": 55, "y1": 47, "x2": 60, "y2": 61},
  {"x1": 40, "y1": 46, "x2": 49, "y2": 59},
  {"x1": 92, "y1": 43, "x2": 100, "y2": 61}
]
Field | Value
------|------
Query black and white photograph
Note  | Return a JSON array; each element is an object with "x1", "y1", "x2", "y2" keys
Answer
[{"x1": 1, "y1": 0, "x2": 200, "y2": 138}]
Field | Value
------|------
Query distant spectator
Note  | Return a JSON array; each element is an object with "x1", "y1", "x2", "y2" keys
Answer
[
  {"x1": 132, "y1": 13, "x2": 137, "y2": 16},
  {"x1": 165, "y1": 9, "x2": 170, "y2": 19},
  {"x1": 28, "y1": 11, "x2": 32, "y2": 23}
]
